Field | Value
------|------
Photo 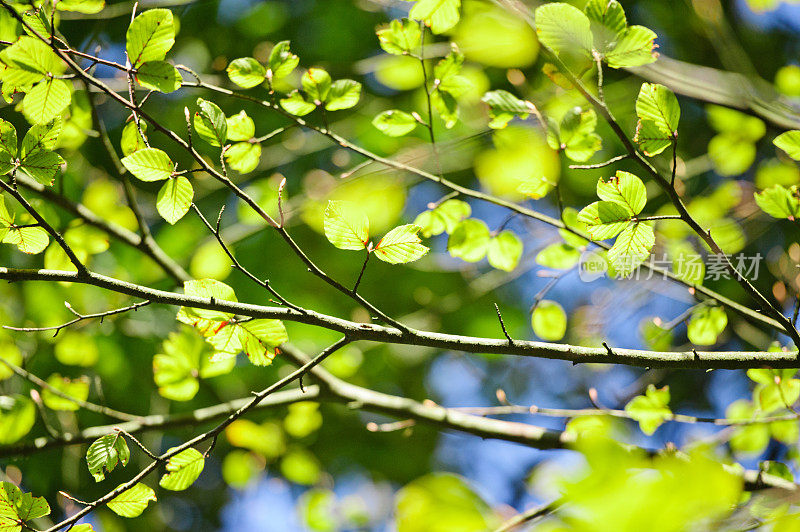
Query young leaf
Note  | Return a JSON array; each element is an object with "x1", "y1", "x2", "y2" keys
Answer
[
  {"x1": 577, "y1": 201, "x2": 632, "y2": 240},
  {"x1": 226, "y1": 57, "x2": 266, "y2": 89},
  {"x1": 20, "y1": 118, "x2": 61, "y2": 157},
  {"x1": 607, "y1": 222, "x2": 654, "y2": 274},
  {"x1": 156, "y1": 176, "x2": 193, "y2": 225},
  {"x1": 225, "y1": 142, "x2": 261, "y2": 173},
  {"x1": 584, "y1": 0, "x2": 626, "y2": 51},
  {"x1": 237, "y1": 319, "x2": 288, "y2": 366},
  {"x1": 409, "y1": 0, "x2": 461, "y2": 34},
  {"x1": 625, "y1": 384, "x2": 671, "y2": 435},
  {"x1": 634, "y1": 83, "x2": 679, "y2": 156},
  {"x1": 0, "y1": 119, "x2": 17, "y2": 163},
  {"x1": 107, "y1": 483, "x2": 156, "y2": 518},
  {"x1": 774, "y1": 130, "x2": 800, "y2": 160},
  {"x1": 226, "y1": 111, "x2": 255, "y2": 141},
  {"x1": 280, "y1": 91, "x2": 316, "y2": 117},
  {"x1": 372, "y1": 110, "x2": 418, "y2": 137},
  {"x1": 603, "y1": 26, "x2": 658, "y2": 68},
  {"x1": 86, "y1": 433, "x2": 130, "y2": 481},
  {"x1": 22, "y1": 77, "x2": 71, "y2": 124},
  {"x1": 120, "y1": 147, "x2": 173, "y2": 181},
  {"x1": 323, "y1": 200, "x2": 369, "y2": 250},
  {"x1": 194, "y1": 98, "x2": 227, "y2": 147},
  {"x1": 536, "y1": 243, "x2": 581, "y2": 269},
  {"x1": 302, "y1": 68, "x2": 332, "y2": 104},
  {"x1": 433, "y1": 45, "x2": 468, "y2": 96},
  {"x1": 160, "y1": 448, "x2": 205, "y2": 491},
  {"x1": 3, "y1": 226, "x2": 49, "y2": 254},
  {"x1": 486, "y1": 230, "x2": 523, "y2": 272},
  {"x1": 754, "y1": 185, "x2": 800, "y2": 220},
  {"x1": 518, "y1": 176, "x2": 552, "y2": 199},
  {"x1": 120, "y1": 120, "x2": 147, "y2": 156},
  {"x1": 126, "y1": 9, "x2": 175, "y2": 67},
  {"x1": 596, "y1": 171, "x2": 647, "y2": 215},
  {"x1": 373, "y1": 224, "x2": 429, "y2": 264},
  {"x1": 0, "y1": 481, "x2": 50, "y2": 530},
  {"x1": 19, "y1": 150, "x2": 64, "y2": 186},
  {"x1": 153, "y1": 328, "x2": 233, "y2": 401},
  {"x1": 413, "y1": 199, "x2": 471, "y2": 237},
  {"x1": 0, "y1": 36, "x2": 65, "y2": 82},
  {"x1": 531, "y1": 300, "x2": 567, "y2": 341},
  {"x1": 377, "y1": 18, "x2": 421, "y2": 56},
  {"x1": 687, "y1": 306, "x2": 727, "y2": 346},
  {"x1": 548, "y1": 107, "x2": 602, "y2": 162},
  {"x1": 180, "y1": 279, "x2": 237, "y2": 322},
  {"x1": 534, "y1": 3, "x2": 593, "y2": 58},
  {"x1": 135, "y1": 60, "x2": 182, "y2": 93},
  {"x1": 325, "y1": 79, "x2": 362, "y2": 111},
  {"x1": 41, "y1": 374, "x2": 90, "y2": 411},
  {"x1": 267, "y1": 41, "x2": 299, "y2": 80},
  {"x1": 448, "y1": 218, "x2": 490, "y2": 262},
  {"x1": 481, "y1": 90, "x2": 532, "y2": 129},
  {"x1": 0, "y1": 395, "x2": 35, "y2": 444}
]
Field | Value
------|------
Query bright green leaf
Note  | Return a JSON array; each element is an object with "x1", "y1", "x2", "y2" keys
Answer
[
  {"x1": 86, "y1": 433, "x2": 130, "y2": 482},
  {"x1": 531, "y1": 300, "x2": 567, "y2": 341},
  {"x1": 126, "y1": 9, "x2": 175, "y2": 67},
  {"x1": 596, "y1": 171, "x2": 647, "y2": 215},
  {"x1": 625, "y1": 384, "x2": 671, "y2": 435},
  {"x1": 156, "y1": 176, "x2": 193, "y2": 225},
  {"x1": 486, "y1": 230, "x2": 522, "y2": 271},
  {"x1": 377, "y1": 18, "x2": 421, "y2": 55},
  {"x1": 409, "y1": 0, "x2": 461, "y2": 34},
  {"x1": 534, "y1": 3, "x2": 593, "y2": 58},
  {"x1": 448, "y1": 218, "x2": 490, "y2": 262},
  {"x1": 373, "y1": 110, "x2": 418, "y2": 137},
  {"x1": 107, "y1": 483, "x2": 156, "y2": 518},
  {"x1": 41, "y1": 374, "x2": 90, "y2": 411},
  {"x1": 267, "y1": 41, "x2": 299, "y2": 80},
  {"x1": 687, "y1": 306, "x2": 727, "y2": 346},
  {"x1": 120, "y1": 147, "x2": 173, "y2": 181},
  {"x1": 226, "y1": 57, "x2": 266, "y2": 89},
  {"x1": 160, "y1": 448, "x2": 205, "y2": 491},
  {"x1": 135, "y1": 60, "x2": 182, "y2": 93},
  {"x1": 22, "y1": 78, "x2": 71, "y2": 125},
  {"x1": 774, "y1": 130, "x2": 800, "y2": 160},
  {"x1": 323, "y1": 200, "x2": 369, "y2": 250},
  {"x1": 754, "y1": 185, "x2": 800, "y2": 220},
  {"x1": 577, "y1": 201, "x2": 632, "y2": 240},
  {"x1": 374, "y1": 224, "x2": 429, "y2": 264},
  {"x1": 194, "y1": 98, "x2": 227, "y2": 147}
]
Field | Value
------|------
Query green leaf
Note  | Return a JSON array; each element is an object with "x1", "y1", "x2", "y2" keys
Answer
[
  {"x1": 107, "y1": 483, "x2": 156, "y2": 518},
  {"x1": 154, "y1": 328, "x2": 233, "y2": 401},
  {"x1": 323, "y1": 200, "x2": 369, "y2": 250},
  {"x1": 302, "y1": 68, "x2": 331, "y2": 104},
  {"x1": 120, "y1": 147, "x2": 173, "y2": 181},
  {"x1": 373, "y1": 110, "x2": 418, "y2": 137},
  {"x1": 86, "y1": 433, "x2": 130, "y2": 481},
  {"x1": 607, "y1": 222, "x2": 654, "y2": 274},
  {"x1": 708, "y1": 133, "x2": 756, "y2": 176},
  {"x1": 179, "y1": 279, "x2": 237, "y2": 322},
  {"x1": 596, "y1": 171, "x2": 647, "y2": 215},
  {"x1": 727, "y1": 400, "x2": 769, "y2": 455},
  {"x1": 126, "y1": 9, "x2": 175, "y2": 67},
  {"x1": 374, "y1": 224, "x2": 429, "y2": 264},
  {"x1": 432, "y1": 89, "x2": 459, "y2": 129},
  {"x1": 603, "y1": 25, "x2": 658, "y2": 68},
  {"x1": 226, "y1": 111, "x2": 255, "y2": 141},
  {"x1": 377, "y1": 18, "x2": 421, "y2": 56},
  {"x1": 756, "y1": 378, "x2": 800, "y2": 413},
  {"x1": 22, "y1": 9, "x2": 53, "y2": 39},
  {"x1": 20, "y1": 118, "x2": 61, "y2": 157},
  {"x1": 577, "y1": 201, "x2": 632, "y2": 240},
  {"x1": 41, "y1": 374, "x2": 90, "y2": 411},
  {"x1": 774, "y1": 130, "x2": 800, "y2": 160},
  {"x1": 22, "y1": 78, "x2": 71, "y2": 124},
  {"x1": 754, "y1": 185, "x2": 800, "y2": 220},
  {"x1": 625, "y1": 384, "x2": 671, "y2": 435},
  {"x1": 226, "y1": 57, "x2": 266, "y2": 89},
  {"x1": 687, "y1": 306, "x2": 727, "y2": 346},
  {"x1": 56, "y1": 0, "x2": 105, "y2": 14},
  {"x1": 280, "y1": 91, "x2": 316, "y2": 117},
  {"x1": 0, "y1": 396, "x2": 34, "y2": 444},
  {"x1": 531, "y1": 300, "x2": 567, "y2": 341},
  {"x1": 135, "y1": 60, "x2": 182, "y2": 93},
  {"x1": 518, "y1": 176, "x2": 552, "y2": 199},
  {"x1": 0, "y1": 36, "x2": 65, "y2": 84},
  {"x1": 481, "y1": 90, "x2": 532, "y2": 129},
  {"x1": 160, "y1": 448, "x2": 205, "y2": 491},
  {"x1": 395, "y1": 474, "x2": 496, "y2": 532},
  {"x1": 156, "y1": 176, "x2": 193, "y2": 225},
  {"x1": 534, "y1": 3, "x2": 593, "y2": 58},
  {"x1": 448, "y1": 218, "x2": 490, "y2": 262},
  {"x1": 486, "y1": 230, "x2": 523, "y2": 272},
  {"x1": 433, "y1": 45, "x2": 469, "y2": 96},
  {"x1": 584, "y1": 0, "x2": 626, "y2": 52},
  {"x1": 19, "y1": 150, "x2": 64, "y2": 186},
  {"x1": 267, "y1": 41, "x2": 299, "y2": 80},
  {"x1": 634, "y1": 83, "x2": 679, "y2": 156},
  {"x1": 3, "y1": 226, "x2": 49, "y2": 254},
  {"x1": 325, "y1": 79, "x2": 362, "y2": 111},
  {"x1": 0, "y1": 481, "x2": 50, "y2": 531},
  {"x1": 536, "y1": 243, "x2": 581, "y2": 269},
  {"x1": 409, "y1": 0, "x2": 461, "y2": 34},
  {"x1": 120, "y1": 120, "x2": 147, "y2": 156},
  {"x1": 413, "y1": 199, "x2": 471, "y2": 237},
  {"x1": 237, "y1": 319, "x2": 288, "y2": 366},
  {"x1": 194, "y1": 98, "x2": 227, "y2": 147},
  {"x1": 225, "y1": 142, "x2": 261, "y2": 173},
  {"x1": 707, "y1": 105, "x2": 765, "y2": 140},
  {"x1": 549, "y1": 107, "x2": 602, "y2": 162},
  {"x1": 0, "y1": 118, "x2": 17, "y2": 162}
]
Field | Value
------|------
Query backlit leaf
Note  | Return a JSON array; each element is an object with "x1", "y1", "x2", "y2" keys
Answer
[
  {"x1": 409, "y1": 0, "x2": 461, "y2": 34},
  {"x1": 160, "y1": 448, "x2": 205, "y2": 491},
  {"x1": 135, "y1": 60, "x2": 182, "y2": 93},
  {"x1": 534, "y1": 3, "x2": 592, "y2": 58},
  {"x1": 448, "y1": 218, "x2": 490, "y2": 262},
  {"x1": 325, "y1": 79, "x2": 361, "y2": 111},
  {"x1": 22, "y1": 77, "x2": 71, "y2": 124},
  {"x1": 86, "y1": 433, "x2": 130, "y2": 482},
  {"x1": 577, "y1": 201, "x2": 632, "y2": 240},
  {"x1": 596, "y1": 171, "x2": 647, "y2": 215},
  {"x1": 226, "y1": 57, "x2": 266, "y2": 89},
  {"x1": 194, "y1": 98, "x2": 227, "y2": 147},
  {"x1": 0, "y1": 395, "x2": 35, "y2": 444},
  {"x1": 156, "y1": 176, "x2": 193, "y2": 225},
  {"x1": 486, "y1": 230, "x2": 522, "y2": 272},
  {"x1": 374, "y1": 224, "x2": 429, "y2": 264},
  {"x1": 531, "y1": 300, "x2": 567, "y2": 341},
  {"x1": 107, "y1": 483, "x2": 156, "y2": 518},
  {"x1": 323, "y1": 200, "x2": 369, "y2": 250},
  {"x1": 120, "y1": 147, "x2": 173, "y2": 181},
  {"x1": 687, "y1": 306, "x2": 727, "y2": 346},
  {"x1": 377, "y1": 18, "x2": 421, "y2": 56},
  {"x1": 625, "y1": 384, "x2": 671, "y2": 435},
  {"x1": 126, "y1": 9, "x2": 175, "y2": 67},
  {"x1": 754, "y1": 185, "x2": 800, "y2": 219}
]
